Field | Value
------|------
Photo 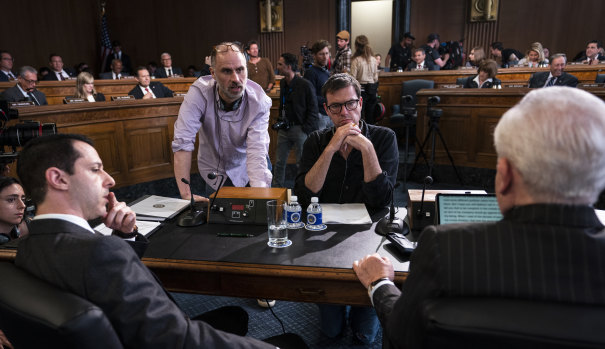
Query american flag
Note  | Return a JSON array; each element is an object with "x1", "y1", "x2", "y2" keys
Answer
[{"x1": 100, "y1": 9, "x2": 112, "y2": 73}]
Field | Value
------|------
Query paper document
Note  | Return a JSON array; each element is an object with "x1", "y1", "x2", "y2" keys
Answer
[
  {"x1": 130, "y1": 195, "x2": 190, "y2": 219},
  {"x1": 321, "y1": 203, "x2": 372, "y2": 224},
  {"x1": 94, "y1": 220, "x2": 161, "y2": 237},
  {"x1": 596, "y1": 209, "x2": 605, "y2": 225}
]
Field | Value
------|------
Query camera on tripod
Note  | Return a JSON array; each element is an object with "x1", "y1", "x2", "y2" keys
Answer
[
  {"x1": 427, "y1": 96, "x2": 443, "y2": 119},
  {"x1": 271, "y1": 118, "x2": 290, "y2": 131}
]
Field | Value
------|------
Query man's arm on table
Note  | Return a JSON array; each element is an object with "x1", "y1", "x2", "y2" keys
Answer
[{"x1": 353, "y1": 227, "x2": 442, "y2": 348}]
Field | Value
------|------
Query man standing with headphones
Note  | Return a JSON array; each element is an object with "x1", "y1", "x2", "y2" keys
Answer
[{"x1": 172, "y1": 42, "x2": 273, "y2": 200}]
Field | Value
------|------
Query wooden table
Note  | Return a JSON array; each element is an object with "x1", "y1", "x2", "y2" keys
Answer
[{"x1": 0, "y1": 209, "x2": 410, "y2": 306}]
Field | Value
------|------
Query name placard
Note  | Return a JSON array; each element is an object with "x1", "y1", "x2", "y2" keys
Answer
[
  {"x1": 64, "y1": 97, "x2": 87, "y2": 104},
  {"x1": 8, "y1": 101, "x2": 35, "y2": 107},
  {"x1": 111, "y1": 95, "x2": 135, "y2": 101}
]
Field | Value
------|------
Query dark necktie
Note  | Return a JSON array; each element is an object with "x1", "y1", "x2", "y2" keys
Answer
[
  {"x1": 7, "y1": 72, "x2": 15, "y2": 79},
  {"x1": 545, "y1": 77, "x2": 556, "y2": 87},
  {"x1": 168, "y1": 68, "x2": 172, "y2": 77},
  {"x1": 57, "y1": 72, "x2": 65, "y2": 81},
  {"x1": 27, "y1": 92, "x2": 40, "y2": 105}
]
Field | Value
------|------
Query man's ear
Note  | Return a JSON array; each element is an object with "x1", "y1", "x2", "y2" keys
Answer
[
  {"x1": 496, "y1": 157, "x2": 513, "y2": 195},
  {"x1": 45, "y1": 167, "x2": 69, "y2": 191},
  {"x1": 323, "y1": 103, "x2": 330, "y2": 116},
  {"x1": 210, "y1": 67, "x2": 215, "y2": 80}
]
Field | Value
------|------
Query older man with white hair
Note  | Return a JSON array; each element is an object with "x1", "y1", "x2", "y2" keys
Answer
[{"x1": 353, "y1": 87, "x2": 605, "y2": 348}]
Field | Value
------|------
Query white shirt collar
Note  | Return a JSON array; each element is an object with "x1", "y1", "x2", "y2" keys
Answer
[
  {"x1": 16, "y1": 84, "x2": 29, "y2": 97},
  {"x1": 34, "y1": 214, "x2": 95, "y2": 234},
  {"x1": 139, "y1": 85, "x2": 155, "y2": 98}
]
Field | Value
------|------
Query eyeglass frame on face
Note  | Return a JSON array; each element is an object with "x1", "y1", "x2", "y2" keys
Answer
[
  {"x1": 20, "y1": 76, "x2": 37, "y2": 85},
  {"x1": 213, "y1": 43, "x2": 241, "y2": 54},
  {"x1": 326, "y1": 99, "x2": 360, "y2": 114}
]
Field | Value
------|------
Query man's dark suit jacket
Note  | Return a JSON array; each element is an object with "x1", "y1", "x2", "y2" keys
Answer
[
  {"x1": 528, "y1": 71, "x2": 579, "y2": 88},
  {"x1": 105, "y1": 53, "x2": 133, "y2": 74},
  {"x1": 99, "y1": 72, "x2": 130, "y2": 80},
  {"x1": 15, "y1": 219, "x2": 273, "y2": 349},
  {"x1": 0, "y1": 71, "x2": 15, "y2": 81},
  {"x1": 41, "y1": 68, "x2": 77, "y2": 81},
  {"x1": 1, "y1": 85, "x2": 48, "y2": 105},
  {"x1": 128, "y1": 82, "x2": 174, "y2": 99},
  {"x1": 406, "y1": 60, "x2": 438, "y2": 71},
  {"x1": 154, "y1": 66, "x2": 184, "y2": 78},
  {"x1": 372, "y1": 204, "x2": 605, "y2": 349}
]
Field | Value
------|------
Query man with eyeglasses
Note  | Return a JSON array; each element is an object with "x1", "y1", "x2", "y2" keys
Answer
[
  {"x1": 1, "y1": 66, "x2": 48, "y2": 105},
  {"x1": 155, "y1": 52, "x2": 183, "y2": 78},
  {"x1": 0, "y1": 51, "x2": 16, "y2": 81},
  {"x1": 294, "y1": 73, "x2": 398, "y2": 345},
  {"x1": 173, "y1": 42, "x2": 273, "y2": 200}
]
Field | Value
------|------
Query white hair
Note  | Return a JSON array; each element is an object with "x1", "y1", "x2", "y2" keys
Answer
[{"x1": 494, "y1": 87, "x2": 605, "y2": 204}]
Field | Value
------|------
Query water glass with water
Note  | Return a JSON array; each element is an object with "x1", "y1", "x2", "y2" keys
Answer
[{"x1": 266, "y1": 199, "x2": 292, "y2": 248}]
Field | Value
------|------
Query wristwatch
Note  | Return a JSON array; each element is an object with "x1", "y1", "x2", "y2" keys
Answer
[
  {"x1": 112, "y1": 225, "x2": 139, "y2": 239},
  {"x1": 368, "y1": 277, "x2": 391, "y2": 295}
]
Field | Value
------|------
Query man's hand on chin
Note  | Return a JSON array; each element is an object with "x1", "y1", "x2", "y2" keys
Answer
[{"x1": 103, "y1": 192, "x2": 136, "y2": 233}]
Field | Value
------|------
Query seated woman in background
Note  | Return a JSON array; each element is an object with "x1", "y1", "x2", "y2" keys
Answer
[
  {"x1": 464, "y1": 59, "x2": 501, "y2": 88},
  {"x1": 74, "y1": 72, "x2": 106, "y2": 102},
  {"x1": 0, "y1": 177, "x2": 29, "y2": 244},
  {"x1": 465, "y1": 46, "x2": 485, "y2": 68},
  {"x1": 518, "y1": 42, "x2": 547, "y2": 67}
]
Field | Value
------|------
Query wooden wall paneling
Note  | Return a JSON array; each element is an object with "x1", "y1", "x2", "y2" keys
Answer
[
  {"x1": 59, "y1": 121, "x2": 126, "y2": 182},
  {"x1": 409, "y1": 0, "x2": 465, "y2": 46},
  {"x1": 464, "y1": 20, "x2": 498, "y2": 59}
]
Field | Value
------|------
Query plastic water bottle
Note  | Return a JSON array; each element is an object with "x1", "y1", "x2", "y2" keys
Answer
[
  {"x1": 286, "y1": 196, "x2": 304, "y2": 229},
  {"x1": 306, "y1": 197, "x2": 326, "y2": 231}
]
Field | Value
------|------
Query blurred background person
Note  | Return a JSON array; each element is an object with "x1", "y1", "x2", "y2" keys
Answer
[
  {"x1": 465, "y1": 46, "x2": 485, "y2": 68},
  {"x1": 0, "y1": 177, "x2": 29, "y2": 245},
  {"x1": 74, "y1": 72, "x2": 106, "y2": 102},
  {"x1": 464, "y1": 59, "x2": 501, "y2": 88},
  {"x1": 518, "y1": 42, "x2": 547, "y2": 67},
  {"x1": 351, "y1": 35, "x2": 378, "y2": 124},
  {"x1": 100, "y1": 59, "x2": 128, "y2": 80}
]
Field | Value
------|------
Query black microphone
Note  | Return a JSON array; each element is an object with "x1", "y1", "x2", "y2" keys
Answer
[
  {"x1": 417, "y1": 175, "x2": 433, "y2": 217},
  {"x1": 207, "y1": 171, "x2": 225, "y2": 216},
  {"x1": 176, "y1": 177, "x2": 206, "y2": 227},
  {"x1": 375, "y1": 183, "x2": 408, "y2": 236}
]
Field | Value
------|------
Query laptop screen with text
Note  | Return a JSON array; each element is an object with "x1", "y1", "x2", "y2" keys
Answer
[{"x1": 436, "y1": 194, "x2": 503, "y2": 225}]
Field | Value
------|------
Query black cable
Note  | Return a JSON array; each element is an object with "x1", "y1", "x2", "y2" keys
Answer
[{"x1": 262, "y1": 299, "x2": 286, "y2": 335}]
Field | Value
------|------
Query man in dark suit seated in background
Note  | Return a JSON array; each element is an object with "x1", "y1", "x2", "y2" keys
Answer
[
  {"x1": 105, "y1": 40, "x2": 133, "y2": 75},
  {"x1": 41, "y1": 54, "x2": 77, "y2": 81},
  {"x1": 406, "y1": 48, "x2": 437, "y2": 71},
  {"x1": 128, "y1": 66, "x2": 173, "y2": 99},
  {"x1": 1, "y1": 66, "x2": 48, "y2": 105},
  {"x1": 0, "y1": 50, "x2": 17, "y2": 81},
  {"x1": 154, "y1": 52, "x2": 183, "y2": 78},
  {"x1": 528, "y1": 53, "x2": 578, "y2": 88},
  {"x1": 99, "y1": 59, "x2": 129, "y2": 80},
  {"x1": 14, "y1": 133, "x2": 307, "y2": 349},
  {"x1": 353, "y1": 86, "x2": 605, "y2": 349},
  {"x1": 574, "y1": 39, "x2": 605, "y2": 65}
]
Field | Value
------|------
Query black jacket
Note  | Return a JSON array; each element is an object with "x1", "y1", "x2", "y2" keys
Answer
[
  {"x1": 464, "y1": 76, "x2": 502, "y2": 88},
  {"x1": 128, "y1": 82, "x2": 174, "y2": 99}
]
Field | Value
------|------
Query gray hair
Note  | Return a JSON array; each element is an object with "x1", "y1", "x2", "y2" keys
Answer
[
  {"x1": 19, "y1": 66, "x2": 37, "y2": 77},
  {"x1": 494, "y1": 87, "x2": 605, "y2": 204},
  {"x1": 550, "y1": 53, "x2": 567, "y2": 64}
]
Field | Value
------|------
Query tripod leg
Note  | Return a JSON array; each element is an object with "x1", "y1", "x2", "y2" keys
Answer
[
  {"x1": 435, "y1": 128, "x2": 464, "y2": 185},
  {"x1": 408, "y1": 127, "x2": 433, "y2": 179}
]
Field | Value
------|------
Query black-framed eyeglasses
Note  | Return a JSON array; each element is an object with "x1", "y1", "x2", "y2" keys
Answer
[
  {"x1": 326, "y1": 99, "x2": 359, "y2": 114},
  {"x1": 213, "y1": 43, "x2": 241, "y2": 53},
  {"x1": 20, "y1": 77, "x2": 37, "y2": 84}
]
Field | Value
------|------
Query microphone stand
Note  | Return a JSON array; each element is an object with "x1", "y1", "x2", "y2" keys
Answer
[
  {"x1": 375, "y1": 185, "x2": 407, "y2": 236},
  {"x1": 177, "y1": 178, "x2": 206, "y2": 227}
]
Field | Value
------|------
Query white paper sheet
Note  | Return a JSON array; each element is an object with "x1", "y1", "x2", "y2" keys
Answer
[
  {"x1": 94, "y1": 220, "x2": 161, "y2": 237},
  {"x1": 321, "y1": 203, "x2": 372, "y2": 224}
]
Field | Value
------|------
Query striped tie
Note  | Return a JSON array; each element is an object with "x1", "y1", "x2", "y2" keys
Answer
[{"x1": 545, "y1": 77, "x2": 556, "y2": 87}]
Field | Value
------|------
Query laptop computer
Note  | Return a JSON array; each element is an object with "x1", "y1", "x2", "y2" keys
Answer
[{"x1": 435, "y1": 193, "x2": 502, "y2": 225}]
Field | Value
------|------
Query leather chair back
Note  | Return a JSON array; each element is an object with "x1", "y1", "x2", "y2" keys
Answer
[
  {"x1": 401, "y1": 79, "x2": 435, "y2": 109},
  {"x1": 0, "y1": 262, "x2": 123, "y2": 349},
  {"x1": 422, "y1": 297, "x2": 605, "y2": 349},
  {"x1": 595, "y1": 74, "x2": 605, "y2": 83},
  {"x1": 456, "y1": 77, "x2": 469, "y2": 86}
]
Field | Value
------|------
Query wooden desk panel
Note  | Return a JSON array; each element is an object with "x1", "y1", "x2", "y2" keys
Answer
[
  {"x1": 378, "y1": 65, "x2": 605, "y2": 114},
  {"x1": 414, "y1": 89, "x2": 605, "y2": 169},
  {"x1": 10, "y1": 99, "x2": 184, "y2": 186}
]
